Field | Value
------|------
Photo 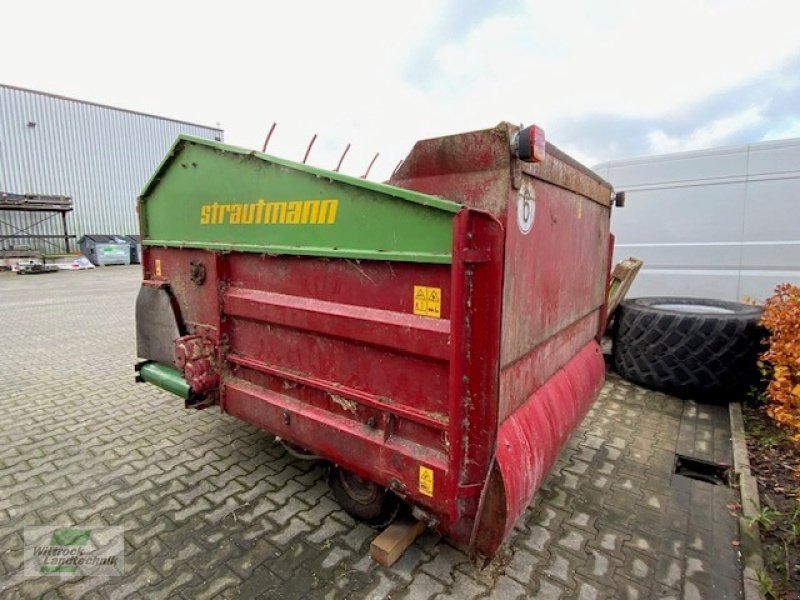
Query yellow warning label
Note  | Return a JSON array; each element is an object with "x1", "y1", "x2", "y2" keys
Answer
[
  {"x1": 419, "y1": 465, "x2": 434, "y2": 497},
  {"x1": 413, "y1": 285, "x2": 441, "y2": 318},
  {"x1": 155, "y1": 259, "x2": 162, "y2": 277}
]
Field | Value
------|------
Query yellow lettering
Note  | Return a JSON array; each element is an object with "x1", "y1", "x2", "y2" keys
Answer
[
  {"x1": 319, "y1": 199, "x2": 338, "y2": 224},
  {"x1": 255, "y1": 199, "x2": 266, "y2": 224},
  {"x1": 265, "y1": 202, "x2": 287, "y2": 224},
  {"x1": 241, "y1": 203, "x2": 256, "y2": 224},
  {"x1": 286, "y1": 201, "x2": 302, "y2": 224},
  {"x1": 200, "y1": 199, "x2": 337, "y2": 225},
  {"x1": 301, "y1": 200, "x2": 319, "y2": 224}
]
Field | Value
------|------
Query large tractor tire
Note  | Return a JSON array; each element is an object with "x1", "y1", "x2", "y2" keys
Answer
[{"x1": 612, "y1": 297, "x2": 764, "y2": 401}]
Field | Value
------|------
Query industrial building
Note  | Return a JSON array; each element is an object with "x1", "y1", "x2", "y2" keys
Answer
[{"x1": 0, "y1": 84, "x2": 223, "y2": 255}]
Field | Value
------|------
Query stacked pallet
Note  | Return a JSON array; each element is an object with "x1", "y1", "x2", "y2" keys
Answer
[{"x1": 0, "y1": 193, "x2": 72, "y2": 211}]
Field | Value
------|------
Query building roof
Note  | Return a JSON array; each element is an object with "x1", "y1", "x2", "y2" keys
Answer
[{"x1": 0, "y1": 83, "x2": 223, "y2": 134}]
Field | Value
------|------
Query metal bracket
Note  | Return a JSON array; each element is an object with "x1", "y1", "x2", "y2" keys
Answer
[{"x1": 462, "y1": 248, "x2": 491, "y2": 264}]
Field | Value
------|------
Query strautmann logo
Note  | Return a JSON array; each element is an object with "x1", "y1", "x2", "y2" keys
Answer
[{"x1": 200, "y1": 198, "x2": 338, "y2": 226}]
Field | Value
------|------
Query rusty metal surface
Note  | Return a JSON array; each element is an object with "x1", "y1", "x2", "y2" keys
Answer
[
  {"x1": 174, "y1": 334, "x2": 219, "y2": 394},
  {"x1": 388, "y1": 124, "x2": 512, "y2": 215},
  {"x1": 521, "y1": 142, "x2": 613, "y2": 207},
  {"x1": 387, "y1": 122, "x2": 613, "y2": 551},
  {"x1": 499, "y1": 174, "x2": 611, "y2": 420},
  {"x1": 389, "y1": 122, "x2": 613, "y2": 421},
  {"x1": 390, "y1": 122, "x2": 613, "y2": 212},
  {"x1": 445, "y1": 210, "x2": 505, "y2": 543}
]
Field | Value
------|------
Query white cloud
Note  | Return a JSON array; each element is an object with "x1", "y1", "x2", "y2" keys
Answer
[
  {"x1": 2, "y1": 0, "x2": 800, "y2": 177},
  {"x1": 764, "y1": 117, "x2": 800, "y2": 140},
  {"x1": 647, "y1": 106, "x2": 766, "y2": 154},
  {"x1": 422, "y1": 0, "x2": 800, "y2": 118}
]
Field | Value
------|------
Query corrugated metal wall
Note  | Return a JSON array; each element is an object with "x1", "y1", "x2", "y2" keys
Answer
[{"x1": 0, "y1": 84, "x2": 223, "y2": 253}]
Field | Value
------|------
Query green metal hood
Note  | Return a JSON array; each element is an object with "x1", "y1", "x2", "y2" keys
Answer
[{"x1": 138, "y1": 135, "x2": 461, "y2": 264}]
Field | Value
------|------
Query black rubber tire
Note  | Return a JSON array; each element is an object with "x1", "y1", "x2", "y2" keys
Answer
[
  {"x1": 328, "y1": 466, "x2": 400, "y2": 529},
  {"x1": 612, "y1": 297, "x2": 764, "y2": 401}
]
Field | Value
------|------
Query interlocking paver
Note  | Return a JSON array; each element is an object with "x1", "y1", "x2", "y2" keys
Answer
[
  {"x1": 0, "y1": 268, "x2": 744, "y2": 598},
  {"x1": 272, "y1": 517, "x2": 314, "y2": 547},
  {"x1": 239, "y1": 497, "x2": 280, "y2": 526}
]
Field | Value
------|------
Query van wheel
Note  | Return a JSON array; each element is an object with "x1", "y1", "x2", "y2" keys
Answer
[
  {"x1": 328, "y1": 466, "x2": 400, "y2": 528},
  {"x1": 612, "y1": 297, "x2": 764, "y2": 401}
]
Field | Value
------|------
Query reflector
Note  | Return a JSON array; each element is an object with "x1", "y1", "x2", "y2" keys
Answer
[{"x1": 515, "y1": 125, "x2": 546, "y2": 163}]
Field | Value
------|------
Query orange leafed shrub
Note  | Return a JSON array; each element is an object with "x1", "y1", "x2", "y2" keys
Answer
[{"x1": 761, "y1": 283, "x2": 800, "y2": 440}]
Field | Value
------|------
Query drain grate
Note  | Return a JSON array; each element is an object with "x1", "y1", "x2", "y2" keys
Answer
[{"x1": 673, "y1": 454, "x2": 730, "y2": 486}]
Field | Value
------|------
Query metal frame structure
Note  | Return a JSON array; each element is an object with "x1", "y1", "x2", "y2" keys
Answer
[{"x1": 0, "y1": 192, "x2": 74, "y2": 254}]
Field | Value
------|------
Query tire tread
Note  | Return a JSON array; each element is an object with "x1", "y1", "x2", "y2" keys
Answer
[{"x1": 612, "y1": 297, "x2": 764, "y2": 400}]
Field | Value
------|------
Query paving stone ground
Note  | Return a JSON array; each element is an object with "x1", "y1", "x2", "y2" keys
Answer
[{"x1": 0, "y1": 267, "x2": 743, "y2": 599}]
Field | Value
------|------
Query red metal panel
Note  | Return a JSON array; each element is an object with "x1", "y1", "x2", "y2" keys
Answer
[
  {"x1": 474, "y1": 341, "x2": 605, "y2": 556},
  {"x1": 204, "y1": 250, "x2": 458, "y2": 518},
  {"x1": 227, "y1": 317, "x2": 450, "y2": 417},
  {"x1": 386, "y1": 125, "x2": 613, "y2": 549},
  {"x1": 498, "y1": 177, "x2": 610, "y2": 420},
  {"x1": 225, "y1": 254, "x2": 451, "y2": 317},
  {"x1": 443, "y1": 210, "x2": 505, "y2": 543},
  {"x1": 223, "y1": 380, "x2": 450, "y2": 512},
  {"x1": 499, "y1": 311, "x2": 598, "y2": 421},
  {"x1": 227, "y1": 354, "x2": 447, "y2": 431},
  {"x1": 144, "y1": 247, "x2": 223, "y2": 339},
  {"x1": 220, "y1": 258, "x2": 453, "y2": 418},
  {"x1": 389, "y1": 125, "x2": 512, "y2": 215},
  {"x1": 223, "y1": 289, "x2": 450, "y2": 361}
]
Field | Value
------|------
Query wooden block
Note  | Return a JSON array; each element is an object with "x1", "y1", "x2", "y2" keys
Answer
[
  {"x1": 606, "y1": 257, "x2": 643, "y2": 321},
  {"x1": 370, "y1": 518, "x2": 426, "y2": 567}
]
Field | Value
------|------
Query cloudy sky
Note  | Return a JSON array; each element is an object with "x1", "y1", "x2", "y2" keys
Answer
[{"x1": 4, "y1": 0, "x2": 800, "y2": 179}]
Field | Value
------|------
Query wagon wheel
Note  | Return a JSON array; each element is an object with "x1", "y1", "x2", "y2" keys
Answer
[{"x1": 328, "y1": 466, "x2": 400, "y2": 529}]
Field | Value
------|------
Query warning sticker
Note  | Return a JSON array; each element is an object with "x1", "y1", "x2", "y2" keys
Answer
[
  {"x1": 419, "y1": 466, "x2": 434, "y2": 497},
  {"x1": 413, "y1": 286, "x2": 441, "y2": 318},
  {"x1": 155, "y1": 259, "x2": 162, "y2": 277}
]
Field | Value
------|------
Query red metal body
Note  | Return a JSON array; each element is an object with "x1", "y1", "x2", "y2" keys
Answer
[{"x1": 138, "y1": 123, "x2": 614, "y2": 556}]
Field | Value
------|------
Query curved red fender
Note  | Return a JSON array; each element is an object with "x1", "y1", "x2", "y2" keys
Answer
[{"x1": 474, "y1": 341, "x2": 605, "y2": 556}]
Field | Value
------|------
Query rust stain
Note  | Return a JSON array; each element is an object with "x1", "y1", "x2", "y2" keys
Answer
[{"x1": 330, "y1": 393, "x2": 358, "y2": 414}]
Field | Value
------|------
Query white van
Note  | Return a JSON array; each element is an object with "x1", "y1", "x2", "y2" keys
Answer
[{"x1": 594, "y1": 137, "x2": 800, "y2": 303}]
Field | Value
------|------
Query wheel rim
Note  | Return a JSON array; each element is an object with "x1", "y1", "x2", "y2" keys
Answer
[
  {"x1": 337, "y1": 470, "x2": 382, "y2": 505},
  {"x1": 651, "y1": 303, "x2": 735, "y2": 315}
]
